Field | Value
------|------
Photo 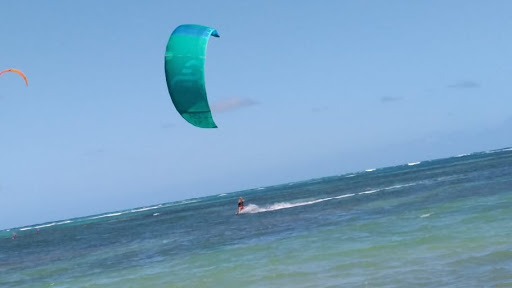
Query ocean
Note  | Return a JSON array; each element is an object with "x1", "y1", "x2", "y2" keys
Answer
[{"x1": 1, "y1": 148, "x2": 512, "y2": 287}]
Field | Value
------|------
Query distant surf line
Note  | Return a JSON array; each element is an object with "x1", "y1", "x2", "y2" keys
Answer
[
  {"x1": 12, "y1": 203, "x2": 178, "y2": 232},
  {"x1": 131, "y1": 205, "x2": 162, "y2": 213},
  {"x1": 89, "y1": 212, "x2": 123, "y2": 220},
  {"x1": 18, "y1": 220, "x2": 72, "y2": 231}
]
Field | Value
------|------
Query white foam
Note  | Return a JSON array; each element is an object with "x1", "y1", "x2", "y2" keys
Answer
[
  {"x1": 365, "y1": 168, "x2": 376, "y2": 172},
  {"x1": 240, "y1": 181, "x2": 420, "y2": 215},
  {"x1": 345, "y1": 174, "x2": 356, "y2": 178},
  {"x1": 179, "y1": 200, "x2": 198, "y2": 204},
  {"x1": 218, "y1": 193, "x2": 228, "y2": 197},
  {"x1": 383, "y1": 183, "x2": 417, "y2": 190},
  {"x1": 19, "y1": 226, "x2": 34, "y2": 231},
  {"x1": 89, "y1": 212, "x2": 123, "y2": 220},
  {"x1": 34, "y1": 223, "x2": 56, "y2": 229},
  {"x1": 359, "y1": 189, "x2": 378, "y2": 195},
  {"x1": 131, "y1": 205, "x2": 161, "y2": 213},
  {"x1": 434, "y1": 175, "x2": 465, "y2": 183},
  {"x1": 19, "y1": 220, "x2": 72, "y2": 231},
  {"x1": 483, "y1": 147, "x2": 512, "y2": 154},
  {"x1": 240, "y1": 193, "x2": 357, "y2": 214},
  {"x1": 356, "y1": 183, "x2": 417, "y2": 197},
  {"x1": 334, "y1": 193, "x2": 355, "y2": 199},
  {"x1": 153, "y1": 213, "x2": 160, "y2": 216},
  {"x1": 56, "y1": 220, "x2": 72, "y2": 225},
  {"x1": 408, "y1": 162, "x2": 421, "y2": 166},
  {"x1": 420, "y1": 213, "x2": 432, "y2": 218}
]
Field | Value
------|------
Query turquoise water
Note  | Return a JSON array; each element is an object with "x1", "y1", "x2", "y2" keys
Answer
[{"x1": 1, "y1": 148, "x2": 512, "y2": 287}]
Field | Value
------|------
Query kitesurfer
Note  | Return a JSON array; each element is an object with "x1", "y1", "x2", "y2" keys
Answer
[{"x1": 238, "y1": 197, "x2": 245, "y2": 214}]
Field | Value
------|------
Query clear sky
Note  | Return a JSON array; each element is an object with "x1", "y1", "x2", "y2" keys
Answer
[{"x1": 1, "y1": 0, "x2": 511, "y2": 229}]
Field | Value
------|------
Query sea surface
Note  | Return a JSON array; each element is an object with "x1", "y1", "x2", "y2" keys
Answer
[{"x1": 1, "y1": 148, "x2": 512, "y2": 287}]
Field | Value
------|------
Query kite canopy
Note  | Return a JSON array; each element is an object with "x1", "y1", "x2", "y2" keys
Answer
[
  {"x1": 164, "y1": 24, "x2": 219, "y2": 128},
  {"x1": 0, "y1": 68, "x2": 28, "y2": 86}
]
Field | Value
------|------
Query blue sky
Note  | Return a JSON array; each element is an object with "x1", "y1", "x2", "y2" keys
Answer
[{"x1": 1, "y1": 0, "x2": 511, "y2": 229}]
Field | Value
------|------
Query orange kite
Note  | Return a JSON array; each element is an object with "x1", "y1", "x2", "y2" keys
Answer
[{"x1": 0, "y1": 68, "x2": 28, "y2": 86}]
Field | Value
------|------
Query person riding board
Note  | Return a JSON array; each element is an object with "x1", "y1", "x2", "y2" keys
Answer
[{"x1": 237, "y1": 197, "x2": 244, "y2": 214}]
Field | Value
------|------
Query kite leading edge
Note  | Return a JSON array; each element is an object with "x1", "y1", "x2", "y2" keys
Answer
[{"x1": 0, "y1": 68, "x2": 28, "y2": 86}]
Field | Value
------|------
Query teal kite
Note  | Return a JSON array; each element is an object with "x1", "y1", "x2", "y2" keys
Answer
[{"x1": 164, "y1": 24, "x2": 220, "y2": 128}]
